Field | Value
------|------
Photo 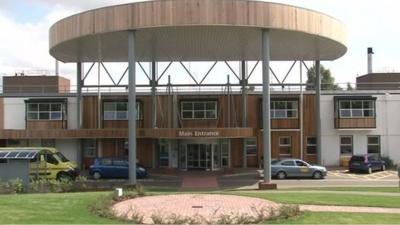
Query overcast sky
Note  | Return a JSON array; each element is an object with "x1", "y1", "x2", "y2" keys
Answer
[{"x1": 0, "y1": 0, "x2": 399, "y2": 86}]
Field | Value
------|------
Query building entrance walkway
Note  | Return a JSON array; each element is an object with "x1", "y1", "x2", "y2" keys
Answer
[{"x1": 181, "y1": 174, "x2": 219, "y2": 190}]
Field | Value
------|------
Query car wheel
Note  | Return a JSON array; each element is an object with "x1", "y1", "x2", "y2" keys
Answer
[
  {"x1": 381, "y1": 165, "x2": 386, "y2": 171},
  {"x1": 93, "y1": 172, "x2": 102, "y2": 180},
  {"x1": 57, "y1": 172, "x2": 72, "y2": 181},
  {"x1": 367, "y1": 167, "x2": 372, "y2": 174},
  {"x1": 276, "y1": 171, "x2": 286, "y2": 179},
  {"x1": 313, "y1": 171, "x2": 323, "y2": 179}
]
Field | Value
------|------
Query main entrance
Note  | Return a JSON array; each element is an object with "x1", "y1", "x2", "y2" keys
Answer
[
  {"x1": 187, "y1": 144, "x2": 211, "y2": 169},
  {"x1": 158, "y1": 139, "x2": 230, "y2": 171}
]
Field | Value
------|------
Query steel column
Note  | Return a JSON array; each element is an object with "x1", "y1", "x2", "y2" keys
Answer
[
  {"x1": 315, "y1": 60, "x2": 322, "y2": 165},
  {"x1": 241, "y1": 61, "x2": 248, "y2": 168},
  {"x1": 151, "y1": 61, "x2": 157, "y2": 128},
  {"x1": 300, "y1": 61, "x2": 304, "y2": 160},
  {"x1": 262, "y1": 30, "x2": 271, "y2": 183},
  {"x1": 76, "y1": 63, "x2": 83, "y2": 170},
  {"x1": 128, "y1": 31, "x2": 137, "y2": 185}
]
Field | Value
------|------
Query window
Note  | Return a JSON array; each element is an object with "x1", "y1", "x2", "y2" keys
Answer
[
  {"x1": 340, "y1": 136, "x2": 353, "y2": 155},
  {"x1": 44, "y1": 154, "x2": 59, "y2": 165},
  {"x1": 279, "y1": 137, "x2": 292, "y2": 156},
  {"x1": 181, "y1": 101, "x2": 217, "y2": 119},
  {"x1": 41, "y1": 139, "x2": 55, "y2": 148},
  {"x1": 159, "y1": 140, "x2": 169, "y2": 167},
  {"x1": 306, "y1": 137, "x2": 317, "y2": 155},
  {"x1": 113, "y1": 159, "x2": 128, "y2": 167},
  {"x1": 271, "y1": 101, "x2": 298, "y2": 119},
  {"x1": 281, "y1": 160, "x2": 295, "y2": 166},
  {"x1": 83, "y1": 139, "x2": 96, "y2": 158},
  {"x1": 27, "y1": 103, "x2": 65, "y2": 120},
  {"x1": 100, "y1": 158, "x2": 112, "y2": 166},
  {"x1": 103, "y1": 101, "x2": 142, "y2": 120},
  {"x1": 338, "y1": 100, "x2": 375, "y2": 118},
  {"x1": 245, "y1": 138, "x2": 257, "y2": 156},
  {"x1": 368, "y1": 136, "x2": 380, "y2": 155},
  {"x1": 295, "y1": 160, "x2": 308, "y2": 167}
]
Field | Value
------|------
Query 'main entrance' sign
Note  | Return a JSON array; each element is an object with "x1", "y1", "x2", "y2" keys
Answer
[{"x1": 178, "y1": 130, "x2": 220, "y2": 137}]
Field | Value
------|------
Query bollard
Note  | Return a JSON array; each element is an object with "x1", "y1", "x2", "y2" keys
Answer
[{"x1": 114, "y1": 188, "x2": 123, "y2": 198}]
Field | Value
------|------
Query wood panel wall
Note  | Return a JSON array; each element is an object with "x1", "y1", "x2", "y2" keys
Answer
[
  {"x1": 50, "y1": 0, "x2": 346, "y2": 51},
  {"x1": 0, "y1": 98, "x2": 4, "y2": 130},
  {"x1": 335, "y1": 118, "x2": 376, "y2": 129},
  {"x1": 27, "y1": 121, "x2": 67, "y2": 130},
  {"x1": 82, "y1": 96, "x2": 99, "y2": 129}
]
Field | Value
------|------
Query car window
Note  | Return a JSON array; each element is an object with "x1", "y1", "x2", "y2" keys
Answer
[
  {"x1": 295, "y1": 160, "x2": 308, "y2": 167},
  {"x1": 100, "y1": 158, "x2": 112, "y2": 166},
  {"x1": 281, "y1": 160, "x2": 295, "y2": 166},
  {"x1": 350, "y1": 156, "x2": 365, "y2": 162},
  {"x1": 113, "y1": 159, "x2": 128, "y2": 166},
  {"x1": 44, "y1": 154, "x2": 59, "y2": 165},
  {"x1": 271, "y1": 160, "x2": 281, "y2": 165}
]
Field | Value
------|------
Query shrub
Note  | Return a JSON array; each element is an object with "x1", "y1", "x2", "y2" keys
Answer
[
  {"x1": 30, "y1": 179, "x2": 50, "y2": 193},
  {"x1": 381, "y1": 156, "x2": 396, "y2": 169},
  {"x1": 7, "y1": 178, "x2": 24, "y2": 194}
]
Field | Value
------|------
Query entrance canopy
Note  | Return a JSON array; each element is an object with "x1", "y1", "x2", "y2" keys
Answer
[{"x1": 49, "y1": 0, "x2": 347, "y2": 62}]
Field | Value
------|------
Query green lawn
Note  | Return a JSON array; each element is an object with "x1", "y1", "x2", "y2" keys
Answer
[
  {"x1": 235, "y1": 191, "x2": 400, "y2": 208},
  {"x1": 0, "y1": 192, "x2": 125, "y2": 224},
  {"x1": 269, "y1": 212, "x2": 400, "y2": 224},
  {"x1": 288, "y1": 186, "x2": 400, "y2": 193},
  {"x1": 1, "y1": 190, "x2": 400, "y2": 224}
]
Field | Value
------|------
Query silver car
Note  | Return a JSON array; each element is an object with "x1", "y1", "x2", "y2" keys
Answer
[{"x1": 271, "y1": 159, "x2": 327, "y2": 179}]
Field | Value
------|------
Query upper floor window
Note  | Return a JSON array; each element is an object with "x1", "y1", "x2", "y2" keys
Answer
[
  {"x1": 338, "y1": 99, "x2": 375, "y2": 118},
  {"x1": 27, "y1": 103, "x2": 65, "y2": 121},
  {"x1": 271, "y1": 101, "x2": 298, "y2": 119},
  {"x1": 181, "y1": 101, "x2": 217, "y2": 119},
  {"x1": 103, "y1": 101, "x2": 142, "y2": 120}
]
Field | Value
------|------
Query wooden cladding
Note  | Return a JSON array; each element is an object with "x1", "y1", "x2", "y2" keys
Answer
[
  {"x1": 50, "y1": 0, "x2": 346, "y2": 51},
  {"x1": 26, "y1": 121, "x2": 67, "y2": 130},
  {"x1": 335, "y1": 118, "x2": 376, "y2": 129},
  {"x1": 271, "y1": 119, "x2": 299, "y2": 129},
  {"x1": 0, "y1": 128, "x2": 254, "y2": 139}
]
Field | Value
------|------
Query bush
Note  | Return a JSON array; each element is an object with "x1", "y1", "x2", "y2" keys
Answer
[
  {"x1": 30, "y1": 179, "x2": 51, "y2": 193},
  {"x1": 381, "y1": 156, "x2": 396, "y2": 169},
  {"x1": 7, "y1": 178, "x2": 24, "y2": 194}
]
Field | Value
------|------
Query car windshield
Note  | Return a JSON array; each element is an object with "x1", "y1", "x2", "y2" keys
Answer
[{"x1": 55, "y1": 152, "x2": 69, "y2": 162}]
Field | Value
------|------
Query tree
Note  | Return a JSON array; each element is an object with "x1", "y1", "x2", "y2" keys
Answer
[
  {"x1": 346, "y1": 82, "x2": 354, "y2": 91},
  {"x1": 306, "y1": 65, "x2": 341, "y2": 90}
]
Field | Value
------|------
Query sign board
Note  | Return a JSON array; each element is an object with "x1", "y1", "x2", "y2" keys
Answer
[{"x1": 178, "y1": 130, "x2": 220, "y2": 138}]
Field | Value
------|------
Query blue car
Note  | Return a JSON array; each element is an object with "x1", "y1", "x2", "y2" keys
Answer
[
  {"x1": 89, "y1": 158, "x2": 148, "y2": 179},
  {"x1": 349, "y1": 154, "x2": 386, "y2": 174}
]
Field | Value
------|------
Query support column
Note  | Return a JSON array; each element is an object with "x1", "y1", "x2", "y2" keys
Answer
[
  {"x1": 151, "y1": 61, "x2": 157, "y2": 169},
  {"x1": 241, "y1": 61, "x2": 248, "y2": 168},
  {"x1": 300, "y1": 62, "x2": 304, "y2": 160},
  {"x1": 76, "y1": 63, "x2": 83, "y2": 170},
  {"x1": 315, "y1": 60, "x2": 322, "y2": 165},
  {"x1": 128, "y1": 31, "x2": 137, "y2": 185},
  {"x1": 259, "y1": 29, "x2": 276, "y2": 189}
]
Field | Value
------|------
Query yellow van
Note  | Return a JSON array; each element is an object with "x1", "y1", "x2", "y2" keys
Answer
[{"x1": 0, "y1": 147, "x2": 79, "y2": 180}]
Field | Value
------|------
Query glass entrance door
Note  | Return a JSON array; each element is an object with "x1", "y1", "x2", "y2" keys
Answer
[{"x1": 187, "y1": 144, "x2": 211, "y2": 170}]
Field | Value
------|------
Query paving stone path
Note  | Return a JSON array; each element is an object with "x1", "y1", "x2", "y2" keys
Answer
[{"x1": 113, "y1": 194, "x2": 400, "y2": 224}]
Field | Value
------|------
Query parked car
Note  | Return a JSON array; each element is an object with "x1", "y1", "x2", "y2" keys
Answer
[
  {"x1": 0, "y1": 147, "x2": 78, "y2": 180},
  {"x1": 348, "y1": 154, "x2": 386, "y2": 174},
  {"x1": 271, "y1": 159, "x2": 327, "y2": 179},
  {"x1": 89, "y1": 158, "x2": 147, "y2": 179}
]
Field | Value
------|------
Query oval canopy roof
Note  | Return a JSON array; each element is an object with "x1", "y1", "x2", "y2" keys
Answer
[{"x1": 49, "y1": 0, "x2": 347, "y2": 62}]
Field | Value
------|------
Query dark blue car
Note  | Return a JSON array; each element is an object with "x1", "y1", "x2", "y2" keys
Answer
[
  {"x1": 89, "y1": 158, "x2": 147, "y2": 179},
  {"x1": 349, "y1": 154, "x2": 386, "y2": 174}
]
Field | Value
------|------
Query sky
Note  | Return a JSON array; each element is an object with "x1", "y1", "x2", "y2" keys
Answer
[{"x1": 0, "y1": 0, "x2": 400, "y2": 87}]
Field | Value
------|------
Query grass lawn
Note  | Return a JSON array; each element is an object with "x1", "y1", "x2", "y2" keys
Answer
[
  {"x1": 1, "y1": 190, "x2": 400, "y2": 224},
  {"x1": 0, "y1": 192, "x2": 126, "y2": 224},
  {"x1": 289, "y1": 186, "x2": 400, "y2": 193},
  {"x1": 231, "y1": 191, "x2": 400, "y2": 208},
  {"x1": 269, "y1": 212, "x2": 400, "y2": 224}
]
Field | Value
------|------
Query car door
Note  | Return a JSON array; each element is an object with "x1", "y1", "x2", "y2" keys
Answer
[
  {"x1": 113, "y1": 159, "x2": 128, "y2": 178},
  {"x1": 295, "y1": 160, "x2": 312, "y2": 177},
  {"x1": 99, "y1": 158, "x2": 113, "y2": 178},
  {"x1": 280, "y1": 160, "x2": 296, "y2": 177}
]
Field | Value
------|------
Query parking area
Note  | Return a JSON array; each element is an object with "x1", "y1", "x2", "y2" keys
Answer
[{"x1": 328, "y1": 169, "x2": 398, "y2": 181}]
